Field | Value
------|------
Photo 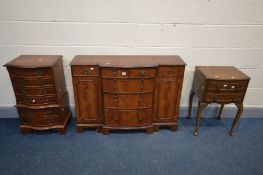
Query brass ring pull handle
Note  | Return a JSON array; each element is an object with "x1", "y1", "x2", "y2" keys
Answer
[
  {"x1": 216, "y1": 85, "x2": 221, "y2": 91},
  {"x1": 138, "y1": 98, "x2": 143, "y2": 106},
  {"x1": 114, "y1": 116, "x2": 119, "y2": 121},
  {"x1": 114, "y1": 95, "x2": 118, "y2": 102},
  {"x1": 140, "y1": 70, "x2": 145, "y2": 77},
  {"x1": 83, "y1": 68, "x2": 89, "y2": 75},
  {"x1": 113, "y1": 84, "x2": 118, "y2": 91},
  {"x1": 139, "y1": 80, "x2": 144, "y2": 90},
  {"x1": 112, "y1": 69, "x2": 117, "y2": 75},
  {"x1": 138, "y1": 116, "x2": 143, "y2": 122}
]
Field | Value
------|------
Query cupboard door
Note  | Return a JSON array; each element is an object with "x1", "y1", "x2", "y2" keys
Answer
[
  {"x1": 73, "y1": 77, "x2": 101, "y2": 123},
  {"x1": 156, "y1": 77, "x2": 181, "y2": 122}
]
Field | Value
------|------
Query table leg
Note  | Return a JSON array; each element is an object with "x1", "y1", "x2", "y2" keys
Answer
[
  {"x1": 229, "y1": 103, "x2": 243, "y2": 136},
  {"x1": 187, "y1": 90, "x2": 195, "y2": 119},
  {"x1": 217, "y1": 104, "x2": 225, "y2": 120},
  {"x1": 193, "y1": 101, "x2": 207, "y2": 136}
]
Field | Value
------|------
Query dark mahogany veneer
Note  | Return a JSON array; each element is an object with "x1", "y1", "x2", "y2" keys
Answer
[
  {"x1": 188, "y1": 66, "x2": 250, "y2": 136},
  {"x1": 4, "y1": 55, "x2": 71, "y2": 135},
  {"x1": 70, "y1": 55, "x2": 186, "y2": 134}
]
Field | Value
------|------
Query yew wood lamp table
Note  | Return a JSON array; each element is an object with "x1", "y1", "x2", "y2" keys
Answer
[{"x1": 188, "y1": 66, "x2": 250, "y2": 136}]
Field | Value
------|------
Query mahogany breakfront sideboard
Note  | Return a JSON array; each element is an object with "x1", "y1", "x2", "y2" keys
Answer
[{"x1": 70, "y1": 56, "x2": 186, "y2": 134}]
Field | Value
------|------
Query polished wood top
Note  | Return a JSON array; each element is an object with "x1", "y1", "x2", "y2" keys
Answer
[
  {"x1": 197, "y1": 66, "x2": 250, "y2": 80},
  {"x1": 4, "y1": 55, "x2": 62, "y2": 68},
  {"x1": 70, "y1": 55, "x2": 186, "y2": 67}
]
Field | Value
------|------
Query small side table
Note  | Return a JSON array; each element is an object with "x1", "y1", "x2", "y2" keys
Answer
[{"x1": 188, "y1": 66, "x2": 250, "y2": 136}]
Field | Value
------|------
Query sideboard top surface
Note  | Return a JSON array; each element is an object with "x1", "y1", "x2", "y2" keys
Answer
[
  {"x1": 4, "y1": 55, "x2": 62, "y2": 68},
  {"x1": 70, "y1": 55, "x2": 186, "y2": 67}
]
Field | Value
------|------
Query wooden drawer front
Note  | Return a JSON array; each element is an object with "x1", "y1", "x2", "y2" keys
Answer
[
  {"x1": 204, "y1": 92, "x2": 244, "y2": 104},
  {"x1": 8, "y1": 67, "x2": 52, "y2": 77},
  {"x1": 71, "y1": 66, "x2": 99, "y2": 76},
  {"x1": 158, "y1": 66, "x2": 184, "y2": 77},
  {"x1": 101, "y1": 68, "x2": 157, "y2": 78},
  {"x1": 18, "y1": 108, "x2": 60, "y2": 118},
  {"x1": 14, "y1": 86, "x2": 56, "y2": 96},
  {"x1": 17, "y1": 95, "x2": 57, "y2": 105},
  {"x1": 104, "y1": 110, "x2": 152, "y2": 127},
  {"x1": 104, "y1": 94, "x2": 153, "y2": 109},
  {"x1": 11, "y1": 77, "x2": 53, "y2": 87},
  {"x1": 20, "y1": 115, "x2": 60, "y2": 126},
  {"x1": 102, "y1": 79, "x2": 154, "y2": 93},
  {"x1": 206, "y1": 80, "x2": 248, "y2": 93}
]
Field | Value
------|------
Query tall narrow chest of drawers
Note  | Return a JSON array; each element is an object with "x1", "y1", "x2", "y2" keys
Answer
[
  {"x1": 4, "y1": 55, "x2": 71, "y2": 135},
  {"x1": 71, "y1": 56, "x2": 186, "y2": 134}
]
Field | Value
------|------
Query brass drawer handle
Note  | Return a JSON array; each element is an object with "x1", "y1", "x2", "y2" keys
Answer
[
  {"x1": 114, "y1": 95, "x2": 118, "y2": 102},
  {"x1": 83, "y1": 68, "x2": 89, "y2": 75},
  {"x1": 138, "y1": 116, "x2": 143, "y2": 122},
  {"x1": 139, "y1": 80, "x2": 144, "y2": 89},
  {"x1": 114, "y1": 116, "x2": 119, "y2": 121},
  {"x1": 140, "y1": 70, "x2": 145, "y2": 76},
  {"x1": 216, "y1": 84, "x2": 228, "y2": 91},
  {"x1": 138, "y1": 98, "x2": 143, "y2": 105},
  {"x1": 113, "y1": 84, "x2": 118, "y2": 91},
  {"x1": 112, "y1": 69, "x2": 117, "y2": 75},
  {"x1": 216, "y1": 85, "x2": 221, "y2": 91}
]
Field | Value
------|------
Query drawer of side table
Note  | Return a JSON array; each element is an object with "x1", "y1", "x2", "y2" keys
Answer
[
  {"x1": 206, "y1": 80, "x2": 248, "y2": 93},
  {"x1": 104, "y1": 93, "x2": 153, "y2": 109},
  {"x1": 203, "y1": 92, "x2": 244, "y2": 104},
  {"x1": 104, "y1": 109, "x2": 152, "y2": 127}
]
